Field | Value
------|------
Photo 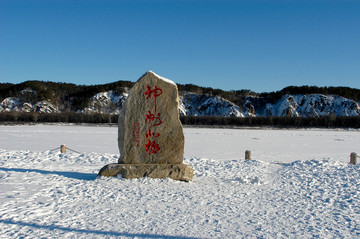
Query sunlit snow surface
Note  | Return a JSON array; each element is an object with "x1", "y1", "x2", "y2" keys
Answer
[{"x1": 1, "y1": 125, "x2": 360, "y2": 238}]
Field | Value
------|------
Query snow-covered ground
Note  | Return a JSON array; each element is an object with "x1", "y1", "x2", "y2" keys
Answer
[{"x1": 1, "y1": 124, "x2": 360, "y2": 238}]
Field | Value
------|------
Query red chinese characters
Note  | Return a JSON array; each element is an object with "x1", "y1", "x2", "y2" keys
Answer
[
  {"x1": 144, "y1": 85, "x2": 162, "y2": 112},
  {"x1": 145, "y1": 139, "x2": 160, "y2": 155},
  {"x1": 145, "y1": 128, "x2": 160, "y2": 139},
  {"x1": 144, "y1": 85, "x2": 163, "y2": 155},
  {"x1": 145, "y1": 111, "x2": 162, "y2": 127}
]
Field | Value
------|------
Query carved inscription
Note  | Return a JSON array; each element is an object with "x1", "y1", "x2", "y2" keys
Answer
[{"x1": 144, "y1": 85, "x2": 163, "y2": 156}]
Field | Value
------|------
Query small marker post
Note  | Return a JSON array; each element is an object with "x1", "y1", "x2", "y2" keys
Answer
[
  {"x1": 350, "y1": 152, "x2": 357, "y2": 165},
  {"x1": 60, "y1": 145, "x2": 66, "y2": 154},
  {"x1": 245, "y1": 150, "x2": 251, "y2": 160}
]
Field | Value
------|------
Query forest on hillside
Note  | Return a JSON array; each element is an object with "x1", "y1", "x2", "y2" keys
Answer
[
  {"x1": 1, "y1": 80, "x2": 360, "y2": 127},
  {"x1": 1, "y1": 80, "x2": 360, "y2": 112},
  {"x1": 0, "y1": 80, "x2": 133, "y2": 112}
]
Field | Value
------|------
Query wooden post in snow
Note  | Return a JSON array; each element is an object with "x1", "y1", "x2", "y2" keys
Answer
[
  {"x1": 350, "y1": 152, "x2": 357, "y2": 165},
  {"x1": 60, "y1": 145, "x2": 66, "y2": 154},
  {"x1": 245, "y1": 150, "x2": 251, "y2": 160}
]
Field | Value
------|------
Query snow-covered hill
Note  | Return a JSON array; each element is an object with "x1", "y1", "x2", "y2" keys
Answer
[
  {"x1": 179, "y1": 92, "x2": 244, "y2": 117},
  {"x1": 245, "y1": 94, "x2": 360, "y2": 117},
  {"x1": 0, "y1": 87, "x2": 59, "y2": 113},
  {"x1": 1, "y1": 87, "x2": 360, "y2": 117},
  {"x1": 72, "y1": 91, "x2": 360, "y2": 117},
  {"x1": 80, "y1": 91, "x2": 128, "y2": 114},
  {"x1": 0, "y1": 97, "x2": 59, "y2": 113}
]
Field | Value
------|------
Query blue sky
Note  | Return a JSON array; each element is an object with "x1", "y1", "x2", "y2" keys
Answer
[{"x1": 1, "y1": 0, "x2": 359, "y2": 92}]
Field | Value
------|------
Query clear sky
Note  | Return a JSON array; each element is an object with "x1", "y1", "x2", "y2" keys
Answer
[{"x1": 1, "y1": 0, "x2": 359, "y2": 93}]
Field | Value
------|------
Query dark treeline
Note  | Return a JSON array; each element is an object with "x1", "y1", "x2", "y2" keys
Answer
[
  {"x1": 0, "y1": 112, "x2": 118, "y2": 124},
  {"x1": 259, "y1": 86, "x2": 360, "y2": 103},
  {"x1": 1, "y1": 112, "x2": 359, "y2": 128},
  {"x1": 177, "y1": 84, "x2": 255, "y2": 106},
  {"x1": 181, "y1": 115, "x2": 360, "y2": 128},
  {"x1": 0, "y1": 80, "x2": 134, "y2": 112}
]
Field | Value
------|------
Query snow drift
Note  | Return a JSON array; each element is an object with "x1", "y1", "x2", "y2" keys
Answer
[
  {"x1": 1, "y1": 125, "x2": 360, "y2": 238},
  {"x1": 1, "y1": 150, "x2": 359, "y2": 238}
]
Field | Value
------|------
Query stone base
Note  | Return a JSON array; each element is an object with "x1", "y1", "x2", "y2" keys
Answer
[{"x1": 98, "y1": 163, "x2": 193, "y2": 182}]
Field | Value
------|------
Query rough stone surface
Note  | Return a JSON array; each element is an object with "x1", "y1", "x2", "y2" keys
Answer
[
  {"x1": 118, "y1": 70, "x2": 184, "y2": 164},
  {"x1": 98, "y1": 163, "x2": 193, "y2": 182},
  {"x1": 99, "y1": 71, "x2": 192, "y2": 181}
]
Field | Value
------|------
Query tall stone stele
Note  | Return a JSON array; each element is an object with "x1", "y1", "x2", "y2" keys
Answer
[{"x1": 98, "y1": 71, "x2": 193, "y2": 182}]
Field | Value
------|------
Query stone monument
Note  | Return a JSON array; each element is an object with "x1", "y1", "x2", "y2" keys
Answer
[{"x1": 98, "y1": 71, "x2": 193, "y2": 182}]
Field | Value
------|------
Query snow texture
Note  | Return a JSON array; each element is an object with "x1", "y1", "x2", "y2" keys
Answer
[
  {"x1": 0, "y1": 97, "x2": 59, "y2": 113},
  {"x1": 147, "y1": 70, "x2": 176, "y2": 86},
  {"x1": 246, "y1": 94, "x2": 360, "y2": 117},
  {"x1": 1, "y1": 125, "x2": 360, "y2": 238},
  {"x1": 80, "y1": 91, "x2": 128, "y2": 114},
  {"x1": 180, "y1": 92, "x2": 244, "y2": 117}
]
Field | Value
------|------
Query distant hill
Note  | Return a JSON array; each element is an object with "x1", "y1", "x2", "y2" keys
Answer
[{"x1": 1, "y1": 80, "x2": 360, "y2": 117}]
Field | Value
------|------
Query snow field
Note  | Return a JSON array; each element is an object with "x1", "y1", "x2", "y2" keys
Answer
[
  {"x1": 1, "y1": 125, "x2": 359, "y2": 163},
  {"x1": 1, "y1": 125, "x2": 360, "y2": 238}
]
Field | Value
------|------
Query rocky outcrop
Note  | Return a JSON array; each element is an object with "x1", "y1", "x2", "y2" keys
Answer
[
  {"x1": 118, "y1": 71, "x2": 185, "y2": 165},
  {"x1": 80, "y1": 91, "x2": 128, "y2": 114},
  {"x1": 180, "y1": 92, "x2": 243, "y2": 117},
  {"x1": 0, "y1": 97, "x2": 59, "y2": 113},
  {"x1": 98, "y1": 163, "x2": 193, "y2": 182},
  {"x1": 99, "y1": 71, "x2": 193, "y2": 181},
  {"x1": 246, "y1": 94, "x2": 360, "y2": 117}
]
